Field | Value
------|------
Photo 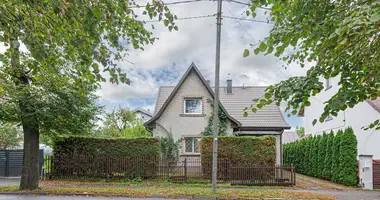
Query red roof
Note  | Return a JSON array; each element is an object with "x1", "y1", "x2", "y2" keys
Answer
[{"x1": 367, "y1": 97, "x2": 380, "y2": 113}]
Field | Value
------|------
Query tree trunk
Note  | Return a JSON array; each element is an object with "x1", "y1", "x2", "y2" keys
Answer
[
  {"x1": 19, "y1": 113, "x2": 40, "y2": 190},
  {"x1": 10, "y1": 29, "x2": 41, "y2": 190}
]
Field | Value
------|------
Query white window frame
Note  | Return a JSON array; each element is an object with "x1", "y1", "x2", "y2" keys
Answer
[
  {"x1": 183, "y1": 98, "x2": 202, "y2": 114},
  {"x1": 184, "y1": 137, "x2": 200, "y2": 153}
]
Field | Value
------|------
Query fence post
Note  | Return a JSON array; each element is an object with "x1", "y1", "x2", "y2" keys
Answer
[
  {"x1": 290, "y1": 164, "x2": 294, "y2": 186},
  {"x1": 184, "y1": 158, "x2": 187, "y2": 182},
  {"x1": 4, "y1": 151, "x2": 9, "y2": 177}
]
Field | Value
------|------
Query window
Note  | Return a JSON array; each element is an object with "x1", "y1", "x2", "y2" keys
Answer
[
  {"x1": 325, "y1": 78, "x2": 332, "y2": 90},
  {"x1": 325, "y1": 114, "x2": 333, "y2": 122},
  {"x1": 184, "y1": 98, "x2": 202, "y2": 114},
  {"x1": 184, "y1": 137, "x2": 200, "y2": 153}
]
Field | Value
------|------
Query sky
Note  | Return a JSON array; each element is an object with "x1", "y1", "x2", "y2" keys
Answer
[
  {"x1": 0, "y1": 0, "x2": 307, "y2": 130},
  {"x1": 96, "y1": 0, "x2": 307, "y2": 130}
]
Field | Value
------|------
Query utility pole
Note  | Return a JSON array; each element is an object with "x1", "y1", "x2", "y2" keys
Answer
[{"x1": 212, "y1": 0, "x2": 223, "y2": 193}]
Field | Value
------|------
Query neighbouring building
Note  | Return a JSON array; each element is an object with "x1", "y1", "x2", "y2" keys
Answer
[
  {"x1": 133, "y1": 108, "x2": 153, "y2": 122},
  {"x1": 299, "y1": 76, "x2": 380, "y2": 159},
  {"x1": 282, "y1": 131, "x2": 299, "y2": 144},
  {"x1": 145, "y1": 63, "x2": 290, "y2": 164}
]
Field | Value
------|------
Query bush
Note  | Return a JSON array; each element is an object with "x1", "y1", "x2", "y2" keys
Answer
[
  {"x1": 338, "y1": 127, "x2": 358, "y2": 186},
  {"x1": 322, "y1": 131, "x2": 334, "y2": 180},
  {"x1": 332, "y1": 130, "x2": 344, "y2": 182},
  {"x1": 317, "y1": 132, "x2": 327, "y2": 178},
  {"x1": 200, "y1": 136, "x2": 276, "y2": 179},
  {"x1": 53, "y1": 136, "x2": 160, "y2": 179},
  {"x1": 159, "y1": 136, "x2": 179, "y2": 161}
]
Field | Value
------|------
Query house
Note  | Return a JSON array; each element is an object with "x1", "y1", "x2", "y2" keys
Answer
[
  {"x1": 133, "y1": 108, "x2": 153, "y2": 122},
  {"x1": 145, "y1": 63, "x2": 290, "y2": 164},
  {"x1": 299, "y1": 76, "x2": 380, "y2": 160},
  {"x1": 282, "y1": 131, "x2": 299, "y2": 144}
]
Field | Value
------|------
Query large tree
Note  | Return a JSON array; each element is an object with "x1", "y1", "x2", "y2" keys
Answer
[
  {"x1": 0, "y1": 0, "x2": 176, "y2": 190},
  {"x1": 244, "y1": 0, "x2": 379, "y2": 129}
]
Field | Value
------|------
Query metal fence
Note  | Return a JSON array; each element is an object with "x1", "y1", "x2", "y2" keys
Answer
[
  {"x1": 0, "y1": 150, "x2": 44, "y2": 178},
  {"x1": 43, "y1": 155, "x2": 295, "y2": 186}
]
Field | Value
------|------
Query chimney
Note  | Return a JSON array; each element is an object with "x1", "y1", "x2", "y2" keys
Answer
[{"x1": 227, "y1": 73, "x2": 232, "y2": 94}]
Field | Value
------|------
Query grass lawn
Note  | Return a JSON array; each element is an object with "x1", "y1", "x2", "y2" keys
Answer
[
  {"x1": 40, "y1": 179, "x2": 307, "y2": 189},
  {"x1": 0, "y1": 186, "x2": 335, "y2": 199}
]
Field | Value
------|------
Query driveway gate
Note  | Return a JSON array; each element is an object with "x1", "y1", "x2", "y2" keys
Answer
[{"x1": 0, "y1": 150, "x2": 44, "y2": 178}]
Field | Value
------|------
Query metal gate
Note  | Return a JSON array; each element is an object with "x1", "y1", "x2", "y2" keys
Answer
[
  {"x1": 0, "y1": 150, "x2": 44, "y2": 178},
  {"x1": 374, "y1": 162, "x2": 380, "y2": 189}
]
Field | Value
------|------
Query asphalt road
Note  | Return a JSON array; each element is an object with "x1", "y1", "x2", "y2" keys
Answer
[{"x1": 0, "y1": 195, "x2": 176, "y2": 200}]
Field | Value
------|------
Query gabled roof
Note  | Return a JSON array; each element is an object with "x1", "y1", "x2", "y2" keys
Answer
[
  {"x1": 132, "y1": 107, "x2": 153, "y2": 117},
  {"x1": 145, "y1": 63, "x2": 241, "y2": 127},
  {"x1": 367, "y1": 97, "x2": 380, "y2": 113},
  {"x1": 154, "y1": 86, "x2": 290, "y2": 129}
]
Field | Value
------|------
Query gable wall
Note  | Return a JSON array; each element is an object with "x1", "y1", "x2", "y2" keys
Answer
[{"x1": 153, "y1": 70, "x2": 233, "y2": 142}]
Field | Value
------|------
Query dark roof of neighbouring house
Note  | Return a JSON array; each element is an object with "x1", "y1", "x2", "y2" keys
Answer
[
  {"x1": 132, "y1": 108, "x2": 153, "y2": 117},
  {"x1": 146, "y1": 63, "x2": 290, "y2": 129},
  {"x1": 282, "y1": 131, "x2": 300, "y2": 144},
  {"x1": 367, "y1": 97, "x2": 380, "y2": 113}
]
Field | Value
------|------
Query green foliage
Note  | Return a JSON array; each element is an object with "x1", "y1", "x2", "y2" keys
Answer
[
  {"x1": 0, "y1": 122, "x2": 23, "y2": 149},
  {"x1": 332, "y1": 130, "x2": 344, "y2": 183},
  {"x1": 159, "y1": 134, "x2": 179, "y2": 161},
  {"x1": 296, "y1": 126, "x2": 305, "y2": 137},
  {"x1": 98, "y1": 107, "x2": 151, "y2": 138},
  {"x1": 203, "y1": 99, "x2": 228, "y2": 136},
  {"x1": 338, "y1": 127, "x2": 358, "y2": 186},
  {"x1": 311, "y1": 135, "x2": 320, "y2": 177},
  {"x1": 322, "y1": 131, "x2": 334, "y2": 180},
  {"x1": 201, "y1": 136, "x2": 276, "y2": 178},
  {"x1": 54, "y1": 136, "x2": 160, "y2": 158},
  {"x1": 284, "y1": 129, "x2": 358, "y2": 186},
  {"x1": 317, "y1": 132, "x2": 327, "y2": 178},
  {"x1": 53, "y1": 136, "x2": 160, "y2": 179},
  {"x1": 245, "y1": 0, "x2": 380, "y2": 130}
]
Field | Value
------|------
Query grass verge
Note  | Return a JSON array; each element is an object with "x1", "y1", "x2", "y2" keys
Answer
[
  {"x1": 0, "y1": 186, "x2": 335, "y2": 200},
  {"x1": 40, "y1": 179, "x2": 307, "y2": 189}
]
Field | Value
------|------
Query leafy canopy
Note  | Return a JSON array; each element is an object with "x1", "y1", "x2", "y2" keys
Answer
[
  {"x1": 0, "y1": 122, "x2": 23, "y2": 150},
  {"x1": 244, "y1": 0, "x2": 380, "y2": 129}
]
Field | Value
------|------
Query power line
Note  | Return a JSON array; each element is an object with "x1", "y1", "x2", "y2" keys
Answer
[
  {"x1": 144, "y1": 14, "x2": 216, "y2": 22},
  {"x1": 227, "y1": 0, "x2": 271, "y2": 10},
  {"x1": 227, "y1": 6, "x2": 256, "y2": 45},
  {"x1": 128, "y1": 0, "x2": 212, "y2": 8},
  {"x1": 222, "y1": 15, "x2": 274, "y2": 24}
]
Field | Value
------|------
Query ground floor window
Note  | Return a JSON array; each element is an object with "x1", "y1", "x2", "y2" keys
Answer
[{"x1": 184, "y1": 137, "x2": 199, "y2": 153}]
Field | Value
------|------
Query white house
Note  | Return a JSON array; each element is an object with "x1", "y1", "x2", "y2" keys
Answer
[
  {"x1": 300, "y1": 76, "x2": 380, "y2": 160},
  {"x1": 132, "y1": 108, "x2": 153, "y2": 122}
]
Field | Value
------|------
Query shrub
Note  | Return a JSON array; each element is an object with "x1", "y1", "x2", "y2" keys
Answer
[
  {"x1": 53, "y1": 136, "x2": 160, "y2": 179},
  {"x1": 317, "y1": 132, "x2": 327, "y2": 178},
  {"x1": 332, "y1": 129, "x2": 344, "y2": 182},
  {"x1": 338, "y1": 127, "x2": 358, "y2": 186},
  {"x1": 200, "y1": 136, "x2": 276, "y2": 179},
  {"x1": 311, "y1": 135, "x2": 320, "y2": 177},
  {"x1": 322, "y1": 131, "x2": 334, "y2": 180},
  {"x1": 159, "y1": 135, "x2": 179, "y2": 161}
]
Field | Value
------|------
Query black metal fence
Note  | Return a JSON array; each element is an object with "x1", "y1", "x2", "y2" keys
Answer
[{"x1": 43, "y1": 155, "x2": 295, "y2": 186}]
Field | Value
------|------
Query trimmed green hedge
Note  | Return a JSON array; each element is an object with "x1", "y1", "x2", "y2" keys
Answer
[
  {"x1": 53, "y1": 136, "x2": 160, "y2": 179},
  {"x1": 200, "y1": 136, "x2": 276, "y2": 179},
  {"x1": 284, "y1": 127, "x2": 358, "y2": 186}
]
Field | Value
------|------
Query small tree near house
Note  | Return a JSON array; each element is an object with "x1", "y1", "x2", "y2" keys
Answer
[
  {"x1": 317, "y1": 132, "x2": 327, "y2": 178},
  {"x1": 338, "y1": 127, "x2": 358, "y2": 186},
  {"x1": 322, "y1": 131, "x2": 334, "y2": 180},
  {"x1": 332, "y1": 130, "x2": 344, "y2": 182}
]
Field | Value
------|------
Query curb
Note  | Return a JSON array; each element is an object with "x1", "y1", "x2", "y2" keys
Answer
[{"x1": 0, "y1": 192, "x2": 291, "y2": 200}]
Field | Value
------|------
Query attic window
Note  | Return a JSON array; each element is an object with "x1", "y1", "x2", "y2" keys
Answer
[{"x1": 184, "y1": 98, "x2": 202, "y2": 114}]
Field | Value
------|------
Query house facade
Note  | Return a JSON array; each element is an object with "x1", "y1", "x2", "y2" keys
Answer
[
  {"x1": 145, "y1": 63, "x2": 290, "y2": 164},
  {"x1": 132, "y1": 108, "x2": 153, "y2": 122},
  {"x1": 301, "y1": 76, "x2": 380, "y2": 159}
]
